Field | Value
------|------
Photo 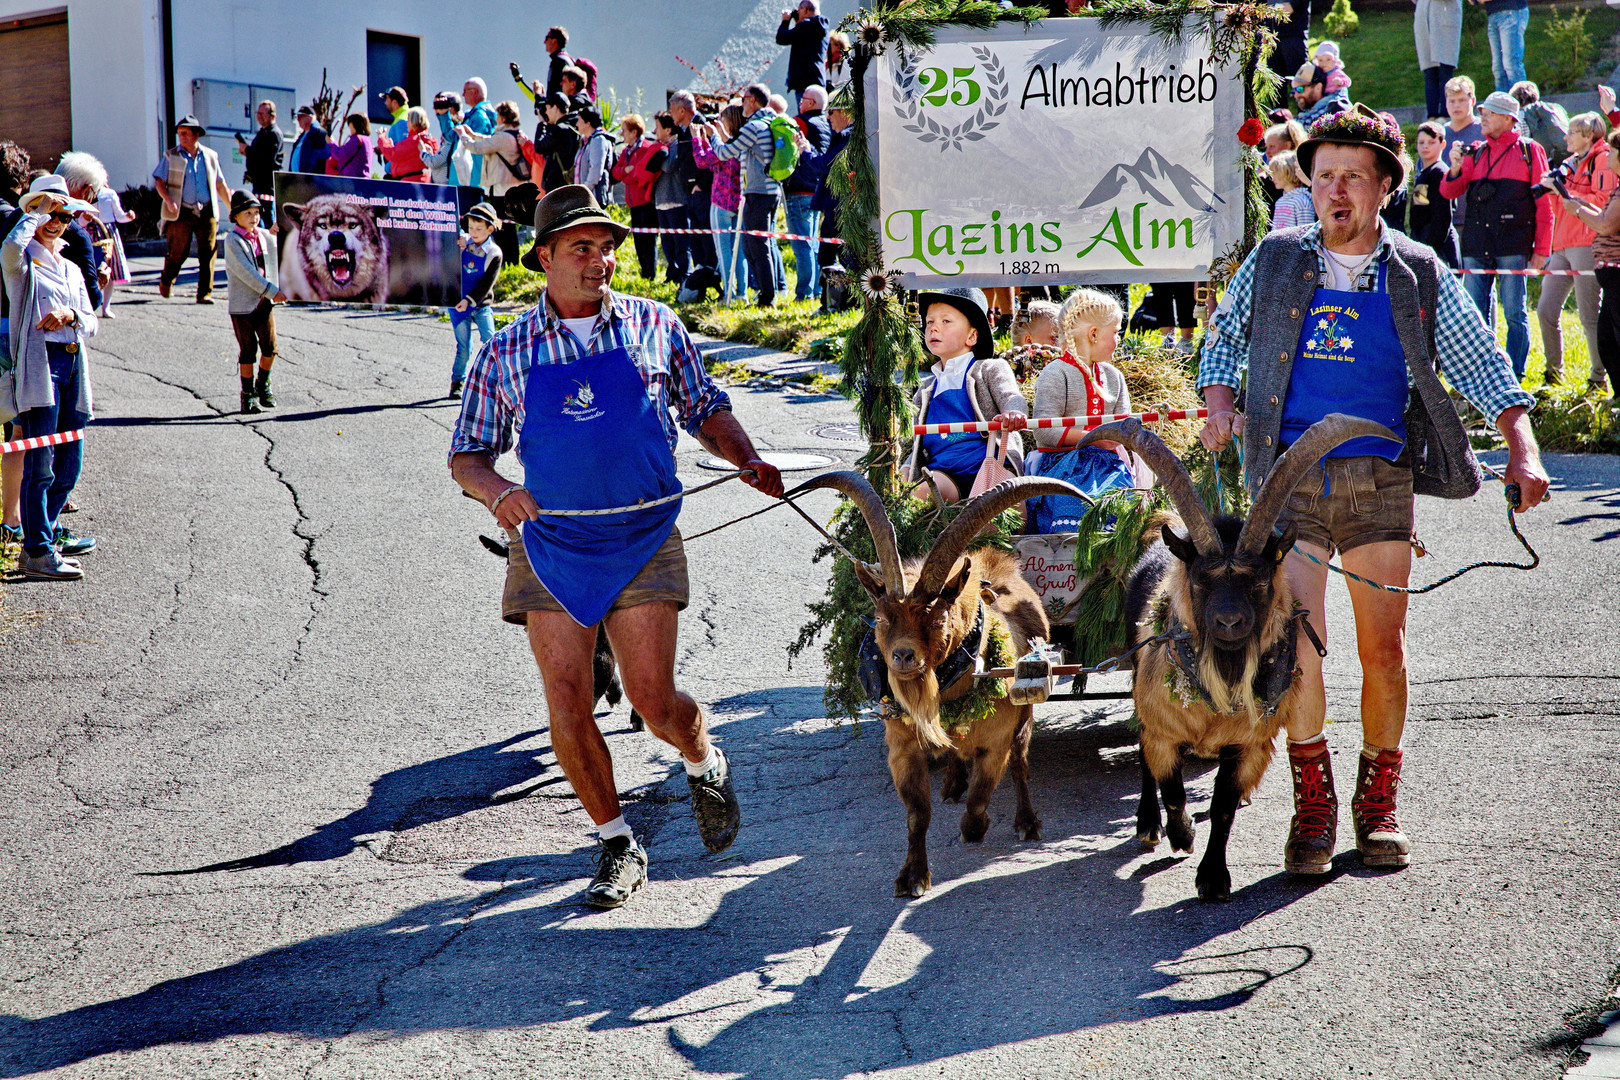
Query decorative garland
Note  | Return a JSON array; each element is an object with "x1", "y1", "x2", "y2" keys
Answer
[{"x1": 939, "y1": 618, "x2": 1012, "y2": 729}]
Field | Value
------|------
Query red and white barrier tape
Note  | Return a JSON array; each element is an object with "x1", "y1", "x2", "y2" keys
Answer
[
  {"x1": 1453, "y1": 268, "x2": 1598, "y2": 276},
  {"x1": 626, "y1": 226, "x2": 841, "y2": 244},
  {"x1": 0, "y1": 428, "x2": 84, "y2": 454},
  {"x1": 914, "y1": 409, "x2": 1209, "y2": 435}
]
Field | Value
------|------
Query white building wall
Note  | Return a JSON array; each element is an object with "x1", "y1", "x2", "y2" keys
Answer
[{"x1": 0, "y1": 0, "x2": 856, "y2": 190}]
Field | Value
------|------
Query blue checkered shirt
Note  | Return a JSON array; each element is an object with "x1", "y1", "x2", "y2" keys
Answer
[
  {"x1": 1198, "y1": 222, "x2": 1535, "y2": 423},
  {"x1": 449, "y1": 290, "x2": 731, "y2": 462}
]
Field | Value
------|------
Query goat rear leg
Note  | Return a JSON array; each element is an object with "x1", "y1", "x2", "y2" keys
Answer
[
  {"x1": 1159, "y1": 761, "x2": 1194, "y2": 855},
  {"x1": 940, "y1": 756, "x2": 969, "y2": 803},
  {"x1": 1195, "y1": 745, "x2": 1244, "y2": 902},
  {"x1": 1008, "y1": 706, "x2": 1041, "y2": 841},
  {"x1": 959, "y1": 744, "x2": 1011, "y2": 843},
  {"x1": 885, "y1": 721, "x2": 933, "y2": 897}
]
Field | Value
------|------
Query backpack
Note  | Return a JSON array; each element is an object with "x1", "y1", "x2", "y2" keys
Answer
[
  {"x1": 497, "y1": 128, "x2": 533, "y2": 181},
  {"x1": 765, "y1": 113, "x2": 801, "y2": 183}
]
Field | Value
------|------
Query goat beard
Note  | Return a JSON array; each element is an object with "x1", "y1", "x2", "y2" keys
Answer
[
  {"x1": 889, "y1": 667, "x2": 954, "y2": 752},
  {"x1": 1198, "y1": 639, "x2": 1264, "y2": 723}
]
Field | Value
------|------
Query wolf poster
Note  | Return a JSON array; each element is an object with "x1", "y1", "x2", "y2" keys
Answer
[{"x1": 272, "y1": 173, "x2": 479, "y2": 306}]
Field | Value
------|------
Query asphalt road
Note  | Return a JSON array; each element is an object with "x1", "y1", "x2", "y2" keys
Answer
[{"x1": 1, "y1": 261, "x2": 1617, "y2": 1080}]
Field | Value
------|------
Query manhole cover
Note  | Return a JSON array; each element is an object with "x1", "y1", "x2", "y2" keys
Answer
[
  {"x1": 697, "y1": 452, "x2": 838, "y2": 472},
  {"x1": 809, "y1": 423, "x2": 863, "y2": 442}
]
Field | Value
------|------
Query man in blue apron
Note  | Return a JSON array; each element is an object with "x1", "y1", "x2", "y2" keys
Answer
[
  {"x1": 449, "y1": 186, "x2": 784, "y2": 909},
  {"x1": 1197, "y1": 106, "x2": 1549, "y2": 876}
]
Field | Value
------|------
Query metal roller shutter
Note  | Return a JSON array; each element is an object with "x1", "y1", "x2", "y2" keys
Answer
[{"x1": 0, "y1": 14, "x2": 72, "y2": 172}]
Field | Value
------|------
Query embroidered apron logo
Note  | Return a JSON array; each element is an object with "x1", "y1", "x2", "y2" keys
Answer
[
  {"x1": 562, "y1": 380, "x2": 605, "y2": 421},
  {"x1": 1304, "y1": 309, "x2": 1358, "y2": 357}
]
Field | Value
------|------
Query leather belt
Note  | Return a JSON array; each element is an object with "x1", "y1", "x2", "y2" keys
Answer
[{"x1": 47, "y1": 342, "x2": 79, "y2": 354}]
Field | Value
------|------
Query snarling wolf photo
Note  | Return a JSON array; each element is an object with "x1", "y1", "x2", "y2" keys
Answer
[{"x1": 279, "y1": 195, "x2": 390, "y2": 303}]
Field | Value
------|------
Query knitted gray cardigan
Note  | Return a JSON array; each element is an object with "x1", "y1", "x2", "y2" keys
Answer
[{"x1": 1238, "y1": 226, "x2": 1482, "y2": 500}]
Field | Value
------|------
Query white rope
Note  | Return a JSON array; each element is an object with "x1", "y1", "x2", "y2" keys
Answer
[{"x1": 524, "y1": 469, "x2": 745, "y2": 517}]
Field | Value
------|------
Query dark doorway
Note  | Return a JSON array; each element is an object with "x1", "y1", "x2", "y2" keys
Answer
[{"x1": 365, "y1": 30, "x2": 420, "y2": 122}]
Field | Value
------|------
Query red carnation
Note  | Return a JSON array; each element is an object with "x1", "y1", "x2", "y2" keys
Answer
[{"x1": 1237, "y1": 118, "x2": 1266, "y2": 146}]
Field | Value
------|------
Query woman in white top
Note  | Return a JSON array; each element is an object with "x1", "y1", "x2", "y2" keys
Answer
[{"x1": 1, "y1": 175, "x2": 99, "y2": 579}]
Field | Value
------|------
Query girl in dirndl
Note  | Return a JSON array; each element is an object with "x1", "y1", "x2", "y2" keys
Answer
[
  {"x1": 1025, "y1": 287, "x2": 1137, "y2": 533},
  {"x1": 93, "y1": 186, "x2": 134, "y2": 318}
]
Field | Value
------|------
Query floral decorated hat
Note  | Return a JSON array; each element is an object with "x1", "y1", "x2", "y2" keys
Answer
[{"x1": 1296, "y1": 103, "x2": 1408, "y2": 191}]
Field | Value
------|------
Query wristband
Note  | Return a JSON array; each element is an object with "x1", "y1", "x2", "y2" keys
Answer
[{"x1": 489, "y1": 483, "x2": 524, "y2": 516}]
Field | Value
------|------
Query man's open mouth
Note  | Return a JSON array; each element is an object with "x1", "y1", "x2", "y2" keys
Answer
[{"x1": 327, "y1": 249, "x2": 355, "y2": 286}]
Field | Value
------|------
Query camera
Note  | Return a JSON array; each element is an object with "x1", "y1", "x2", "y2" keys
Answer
[{"x1": 1460, "y1": 142, "x2": 1482, "y2": 158}]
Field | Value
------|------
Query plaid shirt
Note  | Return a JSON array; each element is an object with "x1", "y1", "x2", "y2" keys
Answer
[
  {"x1": 1199, "y1": 222, "x2": 1535, "y2": 423},
  {"x1": 449, "y1": 289, "x2": 731, "y2": 462}
]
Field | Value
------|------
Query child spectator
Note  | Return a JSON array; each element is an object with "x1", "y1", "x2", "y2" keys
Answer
[
  {"x1": 1025, "y1": 288, "x2": 1136, "y2": 532},
  {"x1": 449, "y1": 202, "x2": 503, "y2": 400},
  {"x1": 1268, "y1": 151, "x2": 1316, "y2": 229},
  {"x1": 1410, "y1": 120, "x2": 1459, "y2": 266},
  {"x1": 1013, "y1": 299, "x2": 1060, "y2": 347},
  {"x1": 224, "y1": 191, "x2": 284, "y2": 414},
  {"x1": 92, "y1": 183, "x2": 133, "y2": 319}
]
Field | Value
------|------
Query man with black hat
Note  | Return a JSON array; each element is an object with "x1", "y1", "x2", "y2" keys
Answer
[
  {"x1": 1198, "y1": 106, "x2": 1549, "y2": 878},
  {"x1": 448, "y1": 185, "x2": 784, "y2": 909},
  {"x1": 288, "y1": 105, "x2": 329, "y2": 175},
  {"x1": 151, "y1": 115, "x2": 232, "y2": 302}
]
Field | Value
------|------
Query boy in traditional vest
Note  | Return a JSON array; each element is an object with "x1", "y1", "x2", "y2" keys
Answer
[
  {"x1": 222, "y1": 191, "x2": 284, "y2": 414},
  {"x1": 449, "y1": 203, "x2": 503, "y2": 399}
]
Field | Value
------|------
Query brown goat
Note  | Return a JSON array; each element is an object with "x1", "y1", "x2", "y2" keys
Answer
[
  {"x1": 1079, "y1": 414, "x2": 1399, "y2": 901},
  {"x1": 799, "y1": 472, "x2": 1082, "y2": 897}
]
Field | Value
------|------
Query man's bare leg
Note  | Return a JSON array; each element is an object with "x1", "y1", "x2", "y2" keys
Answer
[
  {"x1": 603, "y1": 600, "x2": 708, "y2": 763},
  {"x1": 1339, "y1": 539, "x2": 1414, "y2": 867},
  {"x1": 526, "y1": 609, "x2": 622, "y2": 826}
]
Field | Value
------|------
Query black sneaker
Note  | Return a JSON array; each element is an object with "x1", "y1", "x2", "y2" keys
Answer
[
  {"x1": 688, "y1": 747, "x2": 741, "y2": 854},
  {"x1": 584, "y1": 835, "x2": 647, "y2": 909}
]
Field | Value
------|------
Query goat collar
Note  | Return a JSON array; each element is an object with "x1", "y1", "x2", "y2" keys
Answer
[
  {"x1": 1165, "y1": 610, "x2": 1311, "y2": 717},
  {"x1": 934, "y1": 600, "x2": 986, "y2": 695}
]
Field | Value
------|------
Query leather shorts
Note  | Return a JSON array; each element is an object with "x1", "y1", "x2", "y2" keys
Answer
[
  {"x1": 1279, "y1": 455, "x2": 1416, "y2": 556},
  {"x1": 501, "y1": 526, "x2": 689, "y2": 626}
]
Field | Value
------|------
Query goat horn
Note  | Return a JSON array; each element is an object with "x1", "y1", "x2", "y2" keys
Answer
[
  {"x1": 790, "y1": 471, "x2": 906, "y2": 596},
  {"x1": 1078, "y1": 419, "x2": 1222, "y2": 557},
  {"x1": 916, "y1": 477, "x2": 1083, "y2": 596},
  {"x1": 1238, "y1": 412, "x2": 1402, "y2": 554}
]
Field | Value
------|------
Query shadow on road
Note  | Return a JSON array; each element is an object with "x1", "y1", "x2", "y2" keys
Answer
[
  {"x1": 0, "y1": 685, "x2": 1329, "y2": 1078},
  {"x1": 140, "y1": 731, "x2": 554, "y2": 875},
  {"x1": 91, "y1": 399, "x2": 455, "y2": 429}
]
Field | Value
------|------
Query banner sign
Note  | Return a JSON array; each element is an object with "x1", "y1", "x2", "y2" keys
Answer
[
  {"x1": 272, "y1": 173, "x2": 480, "y2": 307},
  {"x1": 869, "y1": 19, "x2": 1245, "y2": 287}
]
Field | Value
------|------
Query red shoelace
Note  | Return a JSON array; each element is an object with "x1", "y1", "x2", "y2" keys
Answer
[
  {"x1": 1291, "y1": 754, "x2": 1336, "y2": 838},
  {"x1": 1356, "y1": 760, "x2": 1402, "y2": 832}
]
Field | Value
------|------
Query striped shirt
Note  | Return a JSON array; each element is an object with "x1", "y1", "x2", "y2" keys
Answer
[
  {"x1": 449, "y1": 289, "x2": 731, "y2": 462},
  {"x1": 1198, "y1": 222, "x2": 1535, "y2": 424},
  {"x1": 707, "y1": 108, "x2": 781, "y2": 196}
]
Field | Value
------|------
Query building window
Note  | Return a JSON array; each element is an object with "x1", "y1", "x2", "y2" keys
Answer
[{"x1": 366, "y1": 31, "x2": 420, "y2": 122}]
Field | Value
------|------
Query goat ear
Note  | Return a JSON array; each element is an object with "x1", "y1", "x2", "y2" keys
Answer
[
  {"x1": 851, "y1": 559, "x2": 888, "y2": 598},
  {"x1": 939, "y1": 557, "x2": 973, "y2": 603},
  {"x1": 1162, "y1": 522, "x2": 1200, "y2": 565},
  {"x1": 1264, "y1": 520, "x2": 1298, "y2": 564}
]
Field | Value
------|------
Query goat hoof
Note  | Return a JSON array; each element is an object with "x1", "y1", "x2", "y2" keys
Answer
[
  {"x1": 1016, "y1": 817, "x2": 1043, "y2": 842},
  {"x1": 1166, "y1": 812, "x2": 1195, "y2": 855},
  {"x1": 1137, "y1": 826, "x2": 1162, "y2": 846},
  {"x1": 960, "y1": 810, "x2": 989, "y2": 843},
  {"x1": 1195, "y1": 867, "x2": 1232, "y2": 902},
  {"x1": 894, "y1": 866, "x2": 931, "y2": 897}
]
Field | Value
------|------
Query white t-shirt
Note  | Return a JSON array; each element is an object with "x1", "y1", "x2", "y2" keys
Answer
[
  {"x1": 560, "y1": 314, "x2": 599, "y2": 346},
  {"x1": 929, "y1": 351, "x2": 975, "y2": 393}
]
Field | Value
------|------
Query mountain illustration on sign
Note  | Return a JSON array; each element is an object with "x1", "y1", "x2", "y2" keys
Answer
[{"x1": 1078, "y1": 147, "x2": 1223, "y2": 212}]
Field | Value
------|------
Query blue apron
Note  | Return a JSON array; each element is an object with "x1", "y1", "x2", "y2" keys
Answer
[
  {"x1": 920, "y1": 359, "x2": 989, "y2": 477},
  {"x1": 1282, "y1": 259, "x2": 1408, "y2": 461},
  {"x1": 515, "y1": 330, "x2": 682, "y2": 627},
  {"x1": 449, "y1": 241, "x2": 492, "y2": 328},
  {"x1": 1027, "y1": 444, "x2": 1134, "y2": 533}
]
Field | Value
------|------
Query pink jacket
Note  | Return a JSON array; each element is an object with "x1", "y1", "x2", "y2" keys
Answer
[{"x1": 692, "y1": 133, "x2": 741, "y2": 214}]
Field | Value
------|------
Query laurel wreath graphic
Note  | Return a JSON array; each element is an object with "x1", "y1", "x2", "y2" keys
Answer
[{"x1": 890, "y1": 46, "x2": 1009, "y2": 152}]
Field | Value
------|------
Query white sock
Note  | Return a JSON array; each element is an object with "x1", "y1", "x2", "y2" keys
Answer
[
  {"x1": 1289, "y1": 732, "x2": 1328, "y2": 749},
  {"x1": 684, "y1": 744, "x2": 720, "y2": 777},
  {"x1": 597, "y1": 815, "x2": 634, "y2": 842}
]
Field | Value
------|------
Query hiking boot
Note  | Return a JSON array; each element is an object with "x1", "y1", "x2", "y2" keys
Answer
[
  {"x1": 19, "y1": 549, "x2": 83, "y2": 580},
  {"x1": 1352, "y1": 748, "x2": 1412, "y2": 869},
  {"x1": 1284, "y1": 741, "x2": 1338, "y2": 874},
  {"x1": 254, "y1": 371, "x2": 276, "y2": 409},
  {"x1": 584, "y1": 835, "x2": 647, "y2": 909},
  {"x1": 688, "y1": 746, "x2": 741, "y2": 854},
  {"x1": 53, "y1": 527, "x2": 96, "y2": 555},
  {"x1": 241, "y1": 391, "x2": 261, "y2": 414}
]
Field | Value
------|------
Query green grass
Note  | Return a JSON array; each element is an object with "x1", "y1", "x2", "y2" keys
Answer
[{"x1": 1315, "y1": 0, "x2": 1620, "y2": 112}]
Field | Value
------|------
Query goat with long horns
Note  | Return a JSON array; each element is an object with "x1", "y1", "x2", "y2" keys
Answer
[
  {"x1": 797, "y1": 471, "x2": 1084, "y2": 897},
  {"x1": 1080, "y1": 412, "x2": 1400, "y2": 901}
]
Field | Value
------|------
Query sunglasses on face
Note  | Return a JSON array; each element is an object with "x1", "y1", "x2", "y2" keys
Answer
[{"x1": 47, "y1": 211, "x2": 72, "y2": 223}]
